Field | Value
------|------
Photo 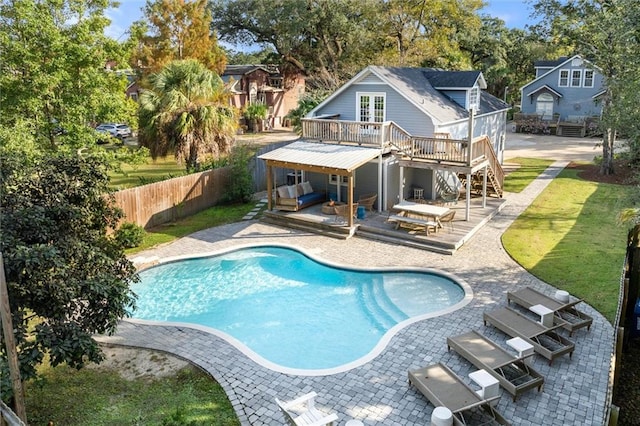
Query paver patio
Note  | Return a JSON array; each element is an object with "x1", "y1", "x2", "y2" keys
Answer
[{"x1": 97, "y1": 156, "x2": 614, "y2": 425}]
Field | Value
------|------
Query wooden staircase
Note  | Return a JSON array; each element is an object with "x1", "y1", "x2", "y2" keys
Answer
[
  {"x1": 458, "y1": 136, "x2": 504, "y2": 198},
  {"x1": 459, "y1": 167, "x2": 503, "y2": 198}
]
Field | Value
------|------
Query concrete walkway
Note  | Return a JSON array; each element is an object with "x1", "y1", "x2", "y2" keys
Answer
[{"x1": 98, "y1": 132, "x2": 614, "y2": 425}]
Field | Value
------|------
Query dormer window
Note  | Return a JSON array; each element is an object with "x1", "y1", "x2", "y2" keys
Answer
[{"x1": 468, "y1": 86, "x2": 479, "y2": 112}]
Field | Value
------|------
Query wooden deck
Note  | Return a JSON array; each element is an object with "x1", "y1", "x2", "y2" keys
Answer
[{"x1": 262, "y1": 196, "x2": 507, "y2": 255}]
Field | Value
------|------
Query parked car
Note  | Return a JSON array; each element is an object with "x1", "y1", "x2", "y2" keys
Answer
[{"x1": 95, "y1": 123, "x2": 132, "y2": 140}]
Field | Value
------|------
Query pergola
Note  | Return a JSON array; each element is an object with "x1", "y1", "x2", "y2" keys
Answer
[{"x1": 258, "y1": 141, "x2": 382, "y2": 228}]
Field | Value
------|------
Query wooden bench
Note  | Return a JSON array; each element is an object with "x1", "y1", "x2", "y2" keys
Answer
[{"x1": 387, "y1": 214, "x2": 438, "y2": 235}]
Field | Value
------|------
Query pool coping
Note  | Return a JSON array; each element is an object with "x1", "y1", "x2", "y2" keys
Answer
[{"x1": 127, "y1": 242, "x2": 473, "y2": 376}]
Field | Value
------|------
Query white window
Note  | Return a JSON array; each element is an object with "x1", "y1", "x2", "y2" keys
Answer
[
  {"x1": 468, "y1": 86, "x2": 480, "y2": 111},
  {"x1": 571, "y1": 70, "x2": 582, "y2": 87},
  {"x1": 535, "y1": 93, "x2": 554, "y2": 119},
  {"x1": 329, "y1": 174, "x2": 353, "y2": 187},
  {"x1": 357, "y1": 93, "x2": 385, "y2": 123},
  {"x1": 583, "y1": 70, "x2": 594, "y2": 88},
  {"x1": 559, "y1": 70, "x2": 569, "y2": 87}
]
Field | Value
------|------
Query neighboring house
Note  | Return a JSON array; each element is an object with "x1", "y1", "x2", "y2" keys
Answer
[
  {"x1": 222, "y1": 65, "x2": 305, "y2": 129},
  {"x1": 259, "y1": 66, "x2": 509, "y2": 225},
  {"x1": 518, "y1": 55, "x2": 605, "y2": 136}
]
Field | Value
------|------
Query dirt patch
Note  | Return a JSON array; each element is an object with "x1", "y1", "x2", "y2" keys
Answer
[
  {"x1": 566, "y1": 159, "x2": 638, "y2": 185},
  {"x1": 89, "y1": 345, "x2": 190, "y2": 380}
]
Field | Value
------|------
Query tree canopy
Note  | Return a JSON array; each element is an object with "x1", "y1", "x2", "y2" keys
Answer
[
  {"x1": 0, "y1": 0, "x2": 136, "y2": 152},
  {"x1": 138, "y1": 59, "x2": 238, "y2": 171},
  {"x1": 0, "y1": 151, "x2": 138, "y2": 403},
  {"x1": 130, "y1": 0, "x2": 227, "y2": 76}
]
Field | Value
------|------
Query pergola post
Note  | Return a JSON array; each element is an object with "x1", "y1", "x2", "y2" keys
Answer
[
  {"x1": 348, "y1": 173, "x2": 354, "y2": 228},
  {"x1": 266, "y1": 164, "x2": 273, "y2": 210}
]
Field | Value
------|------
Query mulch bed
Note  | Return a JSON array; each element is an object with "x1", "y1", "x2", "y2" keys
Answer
[
  {"x1": 567, "y1": 159, "x2": 639, "y2": 424},
  {"x1": 566, "y1": 159, "x2": 638, "y2": 185}
]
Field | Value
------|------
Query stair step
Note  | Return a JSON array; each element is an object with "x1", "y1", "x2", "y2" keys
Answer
[
  {"x1": 261, "y1": 216, "x2": 351, "y2": 239},
  {"x1": 355, "y1": 229, "x2": 455, "y2": 255}
]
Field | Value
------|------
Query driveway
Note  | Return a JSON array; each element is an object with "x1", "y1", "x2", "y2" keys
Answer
[{"x1": 505, "y1": 125, "x2": 603, "y2": 162}]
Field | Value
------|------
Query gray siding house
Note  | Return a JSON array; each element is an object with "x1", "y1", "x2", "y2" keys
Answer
[
  {"x1": 519, "y1": 55, "x2": 605, "y2": 136},
  {"x1": 259, "y1": 66, "x2": 509, "y2": 227}
]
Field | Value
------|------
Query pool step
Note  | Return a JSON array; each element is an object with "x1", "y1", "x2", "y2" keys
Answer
[{"x1": 358, "y1": 280, "x2": 408, "y2": 332}]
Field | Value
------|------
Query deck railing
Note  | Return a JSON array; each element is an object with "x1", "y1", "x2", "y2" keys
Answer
[
  {"x1": 302, "y1": 118, "x2": 493, "y2": 168},
  {"x1": 301, "y1": 118, "x2": 385, "y2": 147}
]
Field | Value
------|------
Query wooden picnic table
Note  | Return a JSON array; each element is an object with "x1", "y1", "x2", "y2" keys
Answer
[{"x1": 389, "y1": 201, "x2": 452, "y2": 234}]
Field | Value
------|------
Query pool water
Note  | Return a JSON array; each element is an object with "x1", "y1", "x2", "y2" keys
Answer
[{"x1": 132, "y1": 246, "x2": 467, "y2": 373}]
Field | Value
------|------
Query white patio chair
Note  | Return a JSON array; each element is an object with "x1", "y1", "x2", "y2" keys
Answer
[{"x1": 275, "y1": 391, "x2": 339, "y2": 426}]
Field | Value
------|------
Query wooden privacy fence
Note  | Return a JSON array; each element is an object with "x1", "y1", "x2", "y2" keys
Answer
[
  {"x1": 113, "y1": 167, "x2": 231, "y2": 229},
  {"x1": 251, "y1": 140, "x2": 297, "y2": 192}
]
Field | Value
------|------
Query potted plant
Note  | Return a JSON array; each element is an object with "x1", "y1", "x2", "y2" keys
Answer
[{"x1": 243, "y1": 103, "x2": 268, "y2": 133}]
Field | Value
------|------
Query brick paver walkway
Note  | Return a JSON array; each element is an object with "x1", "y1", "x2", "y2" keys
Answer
[{"x1": 98, "y1": 160, "x2": 613, "y2": 425}]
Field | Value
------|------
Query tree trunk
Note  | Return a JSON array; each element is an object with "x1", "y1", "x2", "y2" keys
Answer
[{"x1": 600, "y1": 127, "x2": 615, "y2": 175}]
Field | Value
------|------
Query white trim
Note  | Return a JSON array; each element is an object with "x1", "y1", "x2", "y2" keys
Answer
[
  {"x1": 467, "y1": 86, "x2": 480, "y2": 112},
  {"x1": 571, "y1": 69, "x2": 582, "y2": 87},
  {"x1": 583, "y1": 69, "x2": 595, "y2": 88},
  {"x1": 521, "y1": 54, "x2": 602, "y2": 91},
  {"x1": 558, "y1": 69, "x2": 569, "y2": 87},
  {"x1": 356, "y1": 91, "x2": 386, "y2": 123}
]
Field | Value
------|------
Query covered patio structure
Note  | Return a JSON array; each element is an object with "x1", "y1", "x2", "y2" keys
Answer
[{"x1": 258, "y1": 141, "x2": 383, "y2": 228}]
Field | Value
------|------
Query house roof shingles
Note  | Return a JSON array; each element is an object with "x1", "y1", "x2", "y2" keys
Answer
[{"x1": 368, "y1": 67, "x2": 508, "y2": 123}]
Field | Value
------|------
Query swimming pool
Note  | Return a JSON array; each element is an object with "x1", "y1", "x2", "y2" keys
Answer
[{"x1": 131, "y1": 245, "x2": 472, "y2": 375}]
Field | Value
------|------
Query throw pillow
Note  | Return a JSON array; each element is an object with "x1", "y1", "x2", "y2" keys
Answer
[
  {"x1": 277, "y1": 186, "x2": 289, "y2": 198},
  {"x1": 287, "y1": 185, "x2": 298, "y2": 198},
  {"x1": 301, "y1": 181, "x2": 313, "y2": 195}
]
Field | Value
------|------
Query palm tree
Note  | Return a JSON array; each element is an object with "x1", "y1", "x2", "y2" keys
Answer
[{"x1": 138, "y1": 59, "x2": 237, "y2": 171}]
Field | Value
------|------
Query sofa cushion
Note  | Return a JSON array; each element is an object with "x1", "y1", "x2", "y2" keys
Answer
[
  {"x1": 301, "y1": 181, "x2": 313, "y2": 195},
  {"x1": 297, "y1": 191, "x2": 325, "y2": 206},
  {"x1": 287, "y1": 185, "x2": 298, "y2": 198},
  {"x1": 277, "y1": 185, "x2": 290, "y2": 198}
]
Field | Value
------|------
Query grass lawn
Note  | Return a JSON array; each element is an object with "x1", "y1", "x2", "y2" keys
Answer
[
  {"x1": 128, "y1": 202, "x2": 258, "y2": 254},
  {"x1": 109, "y1": 155, "x2": 186, "y2": 190},
  {"x1": 502, "y1": 157, "x2": 555, "y2": 193},
  {"x1": 502, "y1": 166, "x2": 634, "y2": 322},
  {"x1": 25, "y1": 361, "x2": 239, "y2": 425}
]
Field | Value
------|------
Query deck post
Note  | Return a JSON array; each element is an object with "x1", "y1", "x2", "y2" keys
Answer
[
  {"x1": 399, "y1": 166, "x2": 405, "y2": 202},
  {"x1": 467, "y1": 109, "x2": 474, "y2": 166},
  {"x1": 465, "y1": 172, "x2": 471, "y2": 221},
  {"x1": 378, "y1": 153, "x2": 383, "y2": 212},
  {"x1": 266, "y1": 164, "x2": 273, "y2": 210},
  {"x1": 483, "y1": 164, "x2": 488, "y2": 208},
  {"x1": 348, "y1": 173, "x2": 354, "y2": 228}
]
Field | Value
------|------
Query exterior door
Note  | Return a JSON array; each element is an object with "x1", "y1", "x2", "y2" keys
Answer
[
  {"x1": 535, "y1": 93, "x2": 554, "y2": 119},
  {"x1": 358, "y1": 93, "x2": 385, "y2": 123}
]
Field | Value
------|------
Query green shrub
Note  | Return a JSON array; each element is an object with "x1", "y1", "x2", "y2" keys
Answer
[
  {"x1": 222, "y1": 145, "x2": 254, "y2": 203},
  {"x1": 114, "y1": 222, "x2": 146, "y2": 248},
  {"x1": 243, "y1": 103, "x2": 268, "y2": 120}
]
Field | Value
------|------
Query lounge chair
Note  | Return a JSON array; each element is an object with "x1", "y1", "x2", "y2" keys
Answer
[
  {"x1": 507, "y1": 287, "x2": 593, "y2": 336},
  {"x1": 334, "y1": 202, "x2": 358, "y2": 223},
  {"x1": 275, "y1": 391, "x2": 338, "y2": 426},
  {"x1": 408, "y1": 362, "x2": 511, "y2": 425},
  {"x1": 357, "y1": 193, "x2": 377, "y2": 211},
  {"x1": 447, "y1": 330, "x2": 545, "y2": 401},
  {"x1": 483, "y1": 307, "x2": 575, "y2": 365}
]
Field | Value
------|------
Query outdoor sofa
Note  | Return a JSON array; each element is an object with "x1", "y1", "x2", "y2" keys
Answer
[{"x1": 275, "y1": 181, "x2": 326, "y2": 211}]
